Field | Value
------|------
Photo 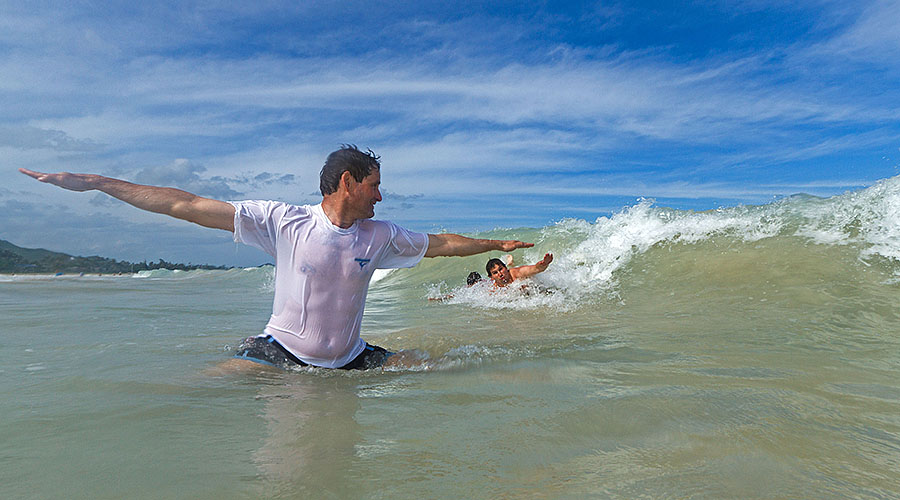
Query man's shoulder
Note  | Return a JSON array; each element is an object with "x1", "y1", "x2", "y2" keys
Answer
[
  {"x1": 235, "y1": 199, "x2": 313, "y2": 214},
  {"x1": 232, "y1": 200, "x2": 317, "y2": 227}
]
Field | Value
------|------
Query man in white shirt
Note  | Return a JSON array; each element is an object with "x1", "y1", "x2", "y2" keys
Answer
[{"x1": 19, "y1": 145, "x2": 533, "y2": 370}]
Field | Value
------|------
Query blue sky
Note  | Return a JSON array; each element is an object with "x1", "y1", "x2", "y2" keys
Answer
[{"x1": 2, "y1": 0, "x2": 899, "y2": 266}]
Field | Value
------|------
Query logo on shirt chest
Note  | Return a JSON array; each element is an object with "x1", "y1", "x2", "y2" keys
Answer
[{"x1": 354, "y1": 258, "x2": 371, "y2": 269}]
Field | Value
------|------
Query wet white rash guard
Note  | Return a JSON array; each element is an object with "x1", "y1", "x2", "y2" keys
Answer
[{"x1": 230, "y1": 201, "x2": 428, "y2": 368}]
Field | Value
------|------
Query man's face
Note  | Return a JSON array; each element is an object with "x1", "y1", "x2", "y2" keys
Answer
[
  {"x1": 488, "y1": 263, "x2": 513, "y2": 286},
  {"x1": 349, "y1": 168, "x2": 382, "y2": 219}
]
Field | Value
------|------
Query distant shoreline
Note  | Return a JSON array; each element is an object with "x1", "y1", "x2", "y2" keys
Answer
[
  {"x1": 0, "y1": 267, "x2": 275, "y2": 279},
  {"x1": 1, "y1": 238, "x2": 232, "y2": 275}
]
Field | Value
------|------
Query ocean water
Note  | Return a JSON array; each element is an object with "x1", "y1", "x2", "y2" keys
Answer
[{"x1": 3, "y1": 176, "x2": 900, "y2": 499}]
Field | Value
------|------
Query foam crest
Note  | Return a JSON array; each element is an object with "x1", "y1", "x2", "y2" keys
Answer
[
  {"x1": 132, "y1": 268, "x2": 186, "y2": 279},
  {"x1": 793, "y1": 175, "x2": 900, "y2": 261},
  {"x1": 539, "y1": 199, "x2": 783, "y2": 298},
  {"x1": 431, "y1": 278, "x2": 571, "y2": 311}
]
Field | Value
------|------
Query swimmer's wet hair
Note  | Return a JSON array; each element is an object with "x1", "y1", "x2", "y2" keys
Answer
[
  {"x1": 320, "y1": 144, "x2": 381, "y2": 195},
  {"x1": 467, "y1": 271, "x2": 482, "y2": 286}
]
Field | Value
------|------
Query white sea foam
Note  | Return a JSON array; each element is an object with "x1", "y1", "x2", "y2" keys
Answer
[
  {"x1": 435, "y1": 277, "x2": 571, "y2": 311},
  {"x1": 545, "y1": 200, "x2": 782, "y2": 295},
  {"x1": 794, "y1": 175, "x2": 900, "y2": 261}
]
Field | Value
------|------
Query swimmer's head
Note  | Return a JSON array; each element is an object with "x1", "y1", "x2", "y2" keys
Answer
[
  {"x1": 486, "y1": 258, "x2": 512, "y2": 286},
  {"x1": 466, "y1": 271, "x2": 482, "y2": 286}
]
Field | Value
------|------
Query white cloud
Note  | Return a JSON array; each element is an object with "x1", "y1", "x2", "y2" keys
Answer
[{"x1": 818, "y1": 0, "x2": 900, "y2": 66}]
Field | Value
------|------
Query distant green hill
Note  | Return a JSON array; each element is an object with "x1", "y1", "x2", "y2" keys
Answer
[
  {"x1": 0, "y1": 239, "x2": 229, "y2": 274},
  {"x1": 0, "y1": 239, "x2": 68, "y2": 262}
]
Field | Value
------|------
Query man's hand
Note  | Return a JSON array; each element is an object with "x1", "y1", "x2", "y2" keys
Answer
[
  {"x1": 19, "y1": 168, "x2": 99, "y2": 192},
  {"x1": 497, "y1": 240, "x2": 534, "y2": 252}
]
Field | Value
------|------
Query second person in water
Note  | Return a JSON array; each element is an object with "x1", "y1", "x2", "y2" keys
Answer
[{"x1": 485, "y1": 253, "x2": 553, "y2": 287}]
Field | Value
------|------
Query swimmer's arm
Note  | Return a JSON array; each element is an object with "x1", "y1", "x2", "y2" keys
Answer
[
  {"x1": 425, "y1": 233, "x2": 533, "y2": 258},
  {"x1": 511, "y1": 253, "x2": 553, "y2": 280},
  {"x1": 18, "y1": 168, "x2": 235, "y2": 231}
]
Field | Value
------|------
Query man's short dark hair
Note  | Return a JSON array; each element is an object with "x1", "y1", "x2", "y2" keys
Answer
[
  {"x1": 466, "y1": 271, "x2": 482, "y2": 286},
  {"x1": 320, "y1": 144, "x2": 381, "y2": 195},
  {"x1": 485, "y1": 258, "x2": 506, "y2": 274}
]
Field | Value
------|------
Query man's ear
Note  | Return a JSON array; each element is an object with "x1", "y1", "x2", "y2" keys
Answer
[{"x1": 340, "y1": 171, "x2": 355, "y2": 192}]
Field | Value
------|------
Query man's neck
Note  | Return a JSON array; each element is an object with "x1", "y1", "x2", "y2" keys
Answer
[{"x1": 320, "y1": 197, "x2": 356, "y2": 229}]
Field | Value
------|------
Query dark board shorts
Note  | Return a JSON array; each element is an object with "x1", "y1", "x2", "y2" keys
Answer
[{"x1": 233, "y1": 335, "x2": 393, "y2": 370}]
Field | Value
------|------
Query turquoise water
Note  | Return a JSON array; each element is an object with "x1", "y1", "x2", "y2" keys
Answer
[{"x1": 3, "y1": 177, "x2": 900, "y2": 498}]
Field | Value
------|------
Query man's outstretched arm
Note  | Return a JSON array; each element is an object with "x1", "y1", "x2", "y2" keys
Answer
[
  {"x1": 424, "y1": 233, "x2": 533, "y2": 258},
  {"x1": 510, "y1": 253, "x2": 553, "y2": 280},
  {"x1": 19, "y1": 168, "x2": 235, "y2": 232}
]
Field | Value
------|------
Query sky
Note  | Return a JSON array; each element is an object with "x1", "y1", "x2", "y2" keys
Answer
[{"x1": 2, "y1": 0, "x2": 899, "y2": 267}]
